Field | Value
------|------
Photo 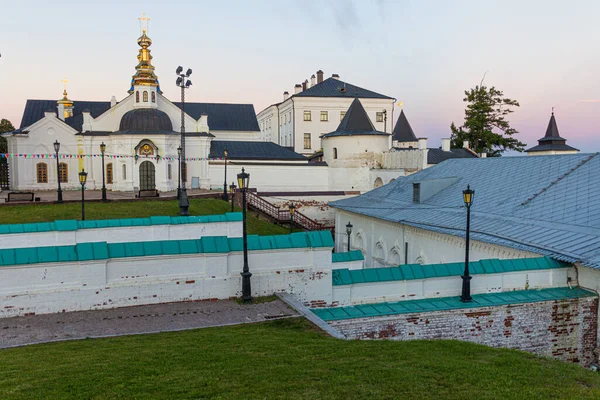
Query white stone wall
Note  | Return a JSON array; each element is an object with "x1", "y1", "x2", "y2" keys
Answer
[
  {"x1": 334, "y1": 210, "x2": 541, "y2": 268},
  {"x1": 0, "y1": 247, "x2": 334, "y2": 318},
  {"x1": 0, "y1": 220, "x2": 241, "y2": 250}
]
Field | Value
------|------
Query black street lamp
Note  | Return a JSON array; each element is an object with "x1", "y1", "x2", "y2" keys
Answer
[
  {"x1": 222, "y1": 149, "x2": 229, "y2": 201},
  {"x1": 53, "y1": 140, "x2": 63, "y2": 203},
  {"x1": 229, "y1": 182, "x2": 236, "y2": 212},
  {"x1": 176, "y1": 66, "x2": 192, "y2": 216},
  {"x1": 100, "y1": 142, "x2": 107, "y2": 202},
  {"x1": 346, "y1": 222, "x2": 353, "y2": 252},
  {"x1": 289, "y1": 203, "x2": 296, "y2": 234},
  {"x1": 79, "y1": 169, "x2": 88, "y2": 221},
  {"x1": 177, "y1": 146, "x2": 182, "y2": 200},
  {"x1": 237, "y1": 168, "x2": 252, "y2": 303},
  {"x1": 461, "y1": 184, "x2": 475, "y2": 302},
  {"x1": 382, "y1": 109, "x2": 387, "y2": 133}
]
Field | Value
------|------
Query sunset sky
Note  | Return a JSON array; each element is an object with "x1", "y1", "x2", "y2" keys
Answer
[{"x1": 0, "y1": 0, "x2": 598, "y2": 152}]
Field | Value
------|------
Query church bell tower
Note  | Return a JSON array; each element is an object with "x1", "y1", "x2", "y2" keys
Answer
[{"x1": 129, "y1": 13, "x2": 161, "y2": 109}]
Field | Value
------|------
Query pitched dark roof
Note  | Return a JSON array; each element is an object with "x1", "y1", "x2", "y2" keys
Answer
[
  {"x1": 294, "y1": 77, "x2": 393, "y2": 99},
  {"x1": 392, "y1": 110, "x2": 417, "y2": 142},
  {"x1": 322, "y1": 98, "x2": 390, "y2": 138},
  {"x1": 427, "y1": 148, "x2": 478, "y2": 164},
  {"x1": 526, "y1": 113, "x2": 579, "y2": 153},
  {"x1": 19, "y1": 99, "x2": 111, "y2": 130},
  {"x1": 209, "y1": 140, "x2": 307, "y2": 161},
  {"x1": 173, "y1": 102, "x2": 260, "y2": 132}
]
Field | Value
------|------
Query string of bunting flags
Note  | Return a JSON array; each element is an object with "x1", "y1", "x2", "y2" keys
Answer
[{"x1": 0, "y1": 153, "x2": 224, "y2": 162}]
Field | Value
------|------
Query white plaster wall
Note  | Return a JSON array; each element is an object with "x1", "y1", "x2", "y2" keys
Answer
[
  {"x1": 0, "y1": 247, "x2": 334, "y2": 318},
  {"x1": 331, "y1": 268, "x2": 572, "y2": 306},
  {"x1": 334, "y1": 210, "x2": 542, "y2": 268},
  {"x1": 322, "y1": 134, "x2": 390, "y2": 167},
  {"x1": 0, "y1": 220, "x2": 241, "y2": 249},
  {"x1": 331, "y1": 259, "x2": 364, "y2": 271}
]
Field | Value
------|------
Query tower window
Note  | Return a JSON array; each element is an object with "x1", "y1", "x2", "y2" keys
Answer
[
  {"x1": 36, "y1": 163, "x2": 48, "y2": 183},
  {"x1": 376, "y1": 112, "x2": 384, "y2": 122},
  {"x1": 151, "y1": 92, "x2": 156, "y2": 103},
  {"x1": 136, "y1": 91, "x2": 140, "y2": 103},
  {"x1": 143, "y1": 91, "x2": 148, "y2": 102},
  {"x1": 122, "y1": 164, "x2": 127, "y2": 180},
  {"x1": 58, "y1": 162, "x2": 68, "y2": 183},
  {"x1": 333, "y1": 148, "x2": 338, "y2": 159},
  {"x1": 106, "y1": 163, "x2": 113, "y2": 184},
  {"x1": 320, "y1": 111, "x2": 328, "y2": 122},
  {"x1": 303, "y1": 111, "x2": 311, "y2": 121}
]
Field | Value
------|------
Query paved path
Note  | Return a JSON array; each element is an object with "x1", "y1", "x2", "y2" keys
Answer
[{"x1": 0, "y1": 299, "x2": 298, "y2": 348}]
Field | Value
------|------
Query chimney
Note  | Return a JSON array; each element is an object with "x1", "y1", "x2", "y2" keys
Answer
[
  {"x1": 110, "y1": 95, "x2": 117, "y2": 108},
  {"x1": 463, "y1": 140, "x2": 470, "y2": 149},
  {"x1": 199, "y1": 113, "x2": 209, "y2": 131},
  {"x1": 302, "y1": 79, "x2": 308, "y2": 91},
  {"x1": 44, "y1": 110, "x2": 56, "y2": 119},
  {"x1": 480, "y1": 152, "x2": 487, "y2": 158},
  {"x1": 310, "y1": 74, "x2": 316, "y2": 87},
  {"x1": 316, "y1": 70, "x2": 324, "y2": 83},
  {"x1": 294, "y1": 84, "x2": 302, "y2": 94},
  {"x1": 283, "y1": 91, "x2": 289, "y2": 101},
  {"x1": 418, "y1": 137, "x2": 428, "y2": 150},
  {"x1": 57, "y1": 104, "x2": 65, "y2": 121},
  {"x1": 441, "y1": 138, "x2": 451, "y2": 152},
  {"x1": 82, "y1": 109, "x2": 92, "y2": 132},
  {"x1": 332, "y1": 74, "x2": 340, "y2": 80}
]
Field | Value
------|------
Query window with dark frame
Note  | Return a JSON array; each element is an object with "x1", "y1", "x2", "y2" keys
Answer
[
  {"x1": 106, "y1": 163, "x2": 113, "y2": 184},
  {"x1": 36, "y1": 163, "x2": 48, "y2": 183},
  {"x1": 320, "y1": 111, "x2": 328, "y2": 121},
  {"x1": 58, "y1": 162, "x2": 68, "y2": 183},
  {"x1": 304, "y1": 133, "x2": 311, "y2": 149},
  {"x1": 376, "y1": 112, "x2": 384, "y2": 122},
  {"x1": 303, "y1": 111, "x2": 311, "y2": 121}
]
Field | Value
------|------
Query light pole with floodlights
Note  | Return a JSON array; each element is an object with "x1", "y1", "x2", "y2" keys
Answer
[
  {"x1": 237, "y1": 168, "x2": 252, "y2": 302},
  {"x1": 53, "y1": 140, "x2": 63, "y2": 203},
  {"x1": 461, "y1": 184, "x2": 475, "y2": 302},
  {"x1": 176, "y1": 66, "x2": 192, "y2": 215}
]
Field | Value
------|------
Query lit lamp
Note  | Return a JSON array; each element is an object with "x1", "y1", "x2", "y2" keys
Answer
[
  {"x1": 346, "y1": 222, "x2": 353, "y2": 252},
  {"x1": 53, "y1": 140, "x2": 63, "y2": 203},
  {"x1": 237, "y1": 168, "x2": 252, "y2": 302},
  {"x1": 289, "y1": 203, "x2": 296, "y2": 234},
  {"x1": 229, "y1": 182, "x2": 236, "y2": 212},
  {"x1": 461, "y1": 184, "x2": 475, "y2": 302},
  {"x1": 222, "y1": 149, "x2": 229, "y2": 201},
  {"x1": 79, "y1": 169, "x2": 88, "y2": 221},
  {"x1": 100, "y1": 142, "x2": 107, "y2": 202}
]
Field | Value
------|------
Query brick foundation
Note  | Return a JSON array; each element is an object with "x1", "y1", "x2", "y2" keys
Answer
[{"x1": 329, "y1": 297, "x2": 599, "y2": 366}]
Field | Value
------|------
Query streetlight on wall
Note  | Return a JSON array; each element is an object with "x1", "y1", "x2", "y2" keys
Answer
[
  {"x1": 53, "y1": 140, "x2": 63, "y2": 203},
  {"x1": 79, "y1": 169, "x2": 88, "y2": 221},
  {"x1": 177, "y1": 146, "x2": 182, "y2": 200},
  {"x1": 176, "y1": 66, "x2": 192, "y2": 216},
  {"x1": 382, "y1": 109, "x2": 387, "y2": 133},
  {"x1": 229, "y1": 182, "x2": 236, "y2": 212},
  {"x1": 346, "y1": 222, "x2": 353, "y2": 252},
  {"x1": 222, "y1": 149, "x2": 229, "y2": 201},
  {"x1": 100, "y1": 142, "x2": 107, "y2": 202},
  {"x1": 461, "y1": 184, "x2": 475, "y2": 302},
  {"x1": 289, "y1": 203, "x2": 296, "y2": 234},
  {"x1": 237, "y1": 167, "x2": 252, "y2": 303}
]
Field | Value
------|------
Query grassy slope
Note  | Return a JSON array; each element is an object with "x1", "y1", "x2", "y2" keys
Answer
[
  {"x1": 0, "y1": 198, "x2": 290, "y2": 236},
  {"x1": 1, "y1": 318, "x2": 599, "y2": 399}
]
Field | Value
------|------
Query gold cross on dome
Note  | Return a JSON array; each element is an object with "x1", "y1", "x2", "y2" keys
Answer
[
  {"x1": 138, "y1": 12, "x2": 150, "y2": 34},
  {"x1": 60, "y1": 78, "x2": 69, "y2": 91}
]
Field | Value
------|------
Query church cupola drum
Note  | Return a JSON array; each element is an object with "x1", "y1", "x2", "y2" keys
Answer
[{"x1": 130, "y1": 13, "x2": 161, "y2": 109}]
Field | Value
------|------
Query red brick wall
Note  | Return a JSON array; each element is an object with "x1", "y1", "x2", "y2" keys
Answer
[{"x1": 329, "y1": 297, "x2": 598, "y2": 367}]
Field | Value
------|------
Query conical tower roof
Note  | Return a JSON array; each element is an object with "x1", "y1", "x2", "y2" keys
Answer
[
  {"x1": 525, "y1": 113, "x2": 579, "y2": 153},
  {"x1": 392, "y1": 110, "x2": 417, "y2": 142},
  {"x1": 321, "y1": 98, "x2": 389, "y2": 138}
]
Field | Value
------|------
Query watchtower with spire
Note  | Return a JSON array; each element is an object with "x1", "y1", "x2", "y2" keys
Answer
[{"x1": 525, "y1": 112, "x2": 579, "y2": 156}]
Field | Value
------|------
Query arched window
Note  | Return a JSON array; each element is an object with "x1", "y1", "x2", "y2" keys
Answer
[
  {"x1": 122, "y1": 164, "x2": 127, "y2": 180},
  {"x1": 36, "y1": 163, "x2": 48, "y2": 183},
  {"x1": 143, "y1": 91, "x2": 148, "y2": 102},
  {"x1": 374, "y1": 177, "x2": 383, "y2": 189},
  {"x1": 151, "y1": 92, "x2": 156, "y2": 103},
  {"x1": 58, "y1": 162, "x2": 68, "y2": 183},
  {"x1": 333, "y1": 148, "x2": 338, "y2": 159},
  {"x1": 106, "y1": 163, "x2": 113, "y2": 184},
  {"x1": 136, "y1": 91, "x2": 140, "y2": 103},
  {"x1": 373, "y1": 242, "x2": 387, "y2": 268}
]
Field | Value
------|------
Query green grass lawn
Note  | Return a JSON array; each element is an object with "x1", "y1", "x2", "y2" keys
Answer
[
  {"x1": 0, "y1": 198, "x2": 291, "y2": 236},
  {"x1": 1, "y1": 318, "x2": 599, "y2": 399}
]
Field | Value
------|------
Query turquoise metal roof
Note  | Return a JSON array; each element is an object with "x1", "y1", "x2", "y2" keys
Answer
[
  {"x1": 0, "y1": 213, "x2": 243, "y2": 235},
  {"x1": 332, "y1": 256, "x2": 569, "y2": 286},
  {"x1": 332, "y1": 250, "x2": 365, "y2": 263},
  {"x1": 0, "y1": 230, "x2": 334, "y2": 267},
  {"x1": 312, "y1": 287, "x2": 596, "y2": 321}
]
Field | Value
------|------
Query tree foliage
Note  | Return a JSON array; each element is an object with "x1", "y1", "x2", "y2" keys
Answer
[
  {"x1": 0, "y1": 119, "x2": 15, "y2": 153},
  {"x1": 450, "y1": 85, "x2": 525, "y2": 156}
]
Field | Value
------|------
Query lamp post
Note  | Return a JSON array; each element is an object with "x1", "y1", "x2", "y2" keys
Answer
[
  {"x1": 289, "y1": 203, "x2": 296, "y2": 234},
  {"x1": 229, "y1": 182, "x2": 236, "y2": 212},
  {"x1": 53, "y1": 140, "x2": 63, "y2": 203},
  {"x1": 176, "y1": 66, "x2": 192, "y2": 216},
  {"x1": 237, "y1": 168, "x2": 252, "y2": 302},
  {"x1": 461, "y1": 184, "x2": 475, "y2": 302},
  {"x1": 100, "y1": 142, "x2": 107, "y2": 202},
  {"x1": 222, "y1": 149, "x2": 228, "y2": 201},
  {"x1": 346, "y1": 222, "x2": 353, "y2": 252},
  {"x1": 79, "y1": 169, "x2": 88, "y2": 221},
  {"x1": 177, "y1": 146, "x2": 182, "y2": 200},
  {"x1": 382, "y1": 109, "x2": 387, "y2": 133}
]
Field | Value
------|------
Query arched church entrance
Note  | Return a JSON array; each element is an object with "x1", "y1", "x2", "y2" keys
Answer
[{"x1": 139, "y1": 161, "x2": 156, "y2": 190}]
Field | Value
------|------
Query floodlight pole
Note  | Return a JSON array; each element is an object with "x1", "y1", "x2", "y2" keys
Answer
[{"x1": 176, "y1": 68, "x2": 191, "y2": 216}]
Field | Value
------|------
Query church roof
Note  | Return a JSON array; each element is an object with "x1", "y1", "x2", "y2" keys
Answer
[
  {"x1": 293, "y1": 77, "x2": 393, "y2": 99},
  {"x1": 321, "y1": 98, "x2": 389, "y2": 138},
  {"x1": 330, "y1": 153, "x2": 600, "y2": 268},
  {"x1": 392, "y1": 110, "x2": 417, "y2": 142},
  {"x1": 119, "y1": 109, "x2": 172, "y2": 132},
  {"x1": 526, "y1": 113, "x2": 579, "y2": 153},
  {"x1": 19, "y1": 99, "x2": 110, "y2": 130},
  {"x1": 209, "y1": 141, "x2": 307, "y2": 161}
]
